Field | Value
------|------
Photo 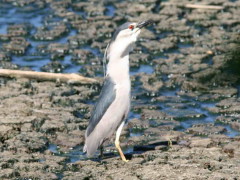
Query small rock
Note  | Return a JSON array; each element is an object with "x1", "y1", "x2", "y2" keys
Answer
[
  {"x1": 2, "y1": 37, "x2": 30, "y2": 55},
  {"x1": 186, "y1": 123, "x2": 227, "y2": 136},
  {"x1": 190, "y1": 137, "x2": 212, "y2": 148},
  {"x1": 33, "y1": 24, "x2": 68, "y2": 40}
]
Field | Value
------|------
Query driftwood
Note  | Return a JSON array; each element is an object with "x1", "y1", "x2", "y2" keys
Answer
[
  {"x1": 185, "y1": 4, "x2": 224, "y2": 10},
  {"x1": 0, "y1": 69, "x2": 97, "y2": 84},
  {"x1": 161, "y1": 2, "x2": 224, "y2": 10}
]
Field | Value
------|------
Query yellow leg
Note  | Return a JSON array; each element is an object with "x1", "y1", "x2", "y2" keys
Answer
[
  {"x1": 115, "y1": 139, "x2": 128, "y2": 162},
  {"x1": 115, "y1": 121, "x2": 128, "y2": 162}
]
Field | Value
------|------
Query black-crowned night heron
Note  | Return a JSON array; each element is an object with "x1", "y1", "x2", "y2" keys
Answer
[{"x1": 84, "y1": 20, "x2": 153, "y2": 162}]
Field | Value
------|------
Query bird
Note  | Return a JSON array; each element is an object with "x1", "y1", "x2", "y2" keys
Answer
[{"x1": 84, "y1": 20, "x2": 153, "y2": 162}]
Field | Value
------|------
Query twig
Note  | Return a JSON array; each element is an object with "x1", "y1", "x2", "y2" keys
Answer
[
  {"x1": 161, "y1": 2, "x2": 224, "y2": 10},
  {"x1": 0, "y1": 69, "x2": 97, "y2": 84},
  {"x1": 185, "y1": 4, "x2": 224, "y2": 10}
]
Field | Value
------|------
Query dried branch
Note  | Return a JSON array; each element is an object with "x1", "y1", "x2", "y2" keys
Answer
[
  {"x1": 161, "y1": 2, "x2": 224, "y2": 10},
  {"x1": 0, "y1": 69, "x2": 97, "y2": 84},
  {"x1": 185, "y1": 4, "x2": 224, "y2": 10}
]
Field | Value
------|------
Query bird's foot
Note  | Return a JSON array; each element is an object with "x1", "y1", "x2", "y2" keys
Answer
[
  {"x1": 115, "y1": 141, "x2": 129, "y2": 162},
  {"x1": 120, "y1": 155, "x2": 129, "y2": 162}
]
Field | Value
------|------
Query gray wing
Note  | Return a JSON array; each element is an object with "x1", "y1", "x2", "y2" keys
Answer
[{"x1": 86, "y1": 76, "x2": 116, "y2": 136}]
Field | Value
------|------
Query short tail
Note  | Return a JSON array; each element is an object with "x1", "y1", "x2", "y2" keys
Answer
[{"x1": 83, "y1": 135, "x2": 103, "y2": 157}]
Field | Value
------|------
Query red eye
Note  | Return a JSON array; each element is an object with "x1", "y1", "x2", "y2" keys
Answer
[{"x1": 128, "y1": 25, "x2": 134, "y2": 30}]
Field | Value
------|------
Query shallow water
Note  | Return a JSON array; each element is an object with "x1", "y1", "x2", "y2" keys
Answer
[
  {"x1": 130, "y1": 65, "x2": 154, "y2": 75},
  {"x1": 47, "y1": 144, "x2": 85, "y2": 165},
  {"x1": 105, "y1": 5, "x2": 116, "y2": 17}
]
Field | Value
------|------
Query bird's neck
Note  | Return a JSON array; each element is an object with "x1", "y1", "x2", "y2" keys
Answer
[{"x1": 106, "y1": 55, "x2": 130, "y2": 84}]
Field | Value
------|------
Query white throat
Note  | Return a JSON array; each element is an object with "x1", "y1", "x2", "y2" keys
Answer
[{"x1": 106, "y1": 55, "x2": 130, "y2": 84}]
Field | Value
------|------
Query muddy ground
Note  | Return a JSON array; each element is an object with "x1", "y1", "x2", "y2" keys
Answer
[{"x1": 0, "y1": 0, "x2": 240, "y2": 179}]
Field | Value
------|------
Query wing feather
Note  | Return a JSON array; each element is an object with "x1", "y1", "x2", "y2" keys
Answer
[{"x1": 86, "y1": 76, "x2": 116, "y2": 136}]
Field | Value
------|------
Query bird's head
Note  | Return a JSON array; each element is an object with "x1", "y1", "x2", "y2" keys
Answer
[{"x1": 108, "y1": 20, "x2": 153, "y2": 58}]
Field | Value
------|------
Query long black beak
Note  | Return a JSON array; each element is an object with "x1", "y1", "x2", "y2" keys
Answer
[{"x1": 136, "y1": 19, "x2": 154, "y2": 29}]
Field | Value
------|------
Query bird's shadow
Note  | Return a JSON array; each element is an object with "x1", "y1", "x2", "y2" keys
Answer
[{"x1": 92, "y1": 140, "x2": 178, "y2": 162}]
